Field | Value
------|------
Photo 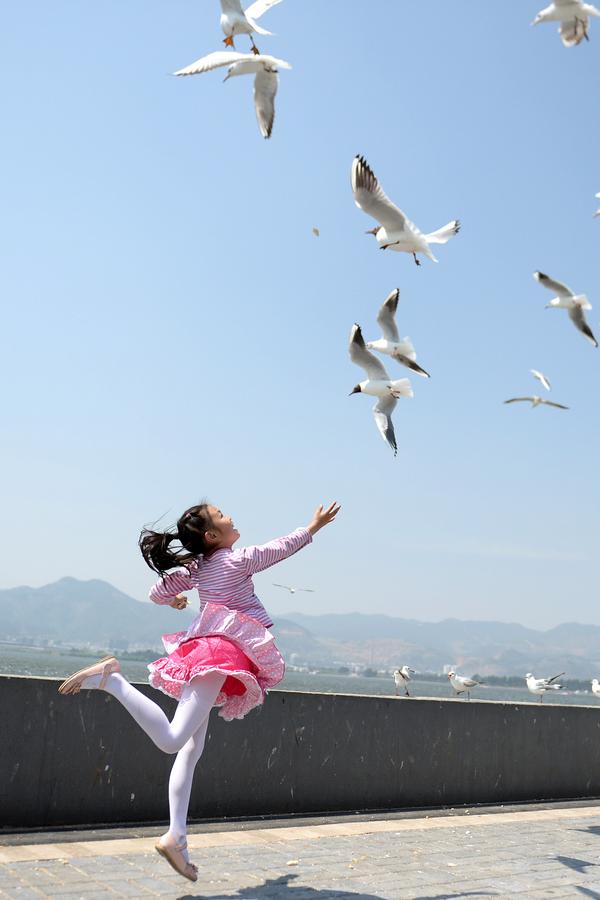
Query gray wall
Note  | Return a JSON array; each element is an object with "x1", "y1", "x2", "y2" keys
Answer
[{"x1": 2, "y1": 675, "x2": 600, "y2": 829}]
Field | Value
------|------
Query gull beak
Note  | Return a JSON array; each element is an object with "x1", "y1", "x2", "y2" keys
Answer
[
  {"x1": 365, "y1": 227, "x2": 379, "y2": 236},
  {"x1": 349, "y1": 385, "x2": 361, "y2": 396}
]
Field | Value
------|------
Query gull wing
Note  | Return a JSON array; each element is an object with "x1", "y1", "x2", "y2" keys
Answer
[
  {"x1": 533, "y1": 271, "x2": 575, "y2": 298},
  {"x1": 504, "y1": 397, "x2": 533, "y2": 404},
  {"x1": 568, "y1": 305, "x2": 598, "y2": 347},
  {"x1": 173, "y1": 50, "x2": 253, "y2": 76},
  {"x1": 244, "y1": 0, "x2": 283, "y2": 20},
  {"x1": 221, "y1": 0, "x2": 245, "y2": 12},
  {"x1": 541, "y1": 399, "x2": 569, "y2": 410},
  {"x1": 376, "y1": 288, "x2": 400, "y2": 342},
  {"x1": 531, "y1": 369, "x2": 551, "y2": 391},
  {"x1": 351, "y1": 156, "x2": 411, "y2": 233},
  {"x1": 349, "y1": 324, "x2": 391, "y2": 380},
  {"x1": 547, "y1": 671, "x2": 565, "y2": 684},
  {"x1": 373, "y1": 396, "x2": 398, "y2": 455},
  {"x1": 253, "y1": 69, "x2": 278, "y2": 138},
  {"x1": 272, "y1": 583, "x2": 291, "y2": 591}
]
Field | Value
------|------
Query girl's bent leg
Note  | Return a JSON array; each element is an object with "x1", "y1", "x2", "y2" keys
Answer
[{"x1": 97, "y1": 671, "x2": 225, "y2": 754}]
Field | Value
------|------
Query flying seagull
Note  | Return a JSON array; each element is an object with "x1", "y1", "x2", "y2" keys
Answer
[
  {"x1": 348, "y1": 323, "x2": 413, "y2": 456},
  {"x1": 530, "y1": 369, "x2": 551, "y2": 391},
  {"x1": 594, "y1": 192, "x2": 600, "y2": 217},
  {"x1": 173, "y1": 51, "x2": 291, "y2": 139},
  {"x1": 533, "y1": 271, "x2": 598, "y2": 347},
  {"x1": 220, "y1": 0, "x2": 282, "y2": 54},
  {"x1": 504, "y1": 396, "x2": 569, "y2": 409},
  {"x1": 365, "y1": 289, "x2": 430, "y2": 378},
  {"x1": 393, "y1": 666, "x2": 415, "y2": 697},
  {"x1": 448, "y1": 671, "x2": 481, "y2": 701},
  {"x1": 351, "y1": 155, "x2": 460, "y2": 266},
  {"x1": 525, "y1": 672, "x2": 564, "y2": 702},
  {"x1": 272, "y1": 583, "x2": 315, "y2": 595},
  {"x1": 532, "y1": 1, "x2": 600, "y2": 46},
  {"x1": 312, "y1": 227, "x2": 320, "y2": 237}
]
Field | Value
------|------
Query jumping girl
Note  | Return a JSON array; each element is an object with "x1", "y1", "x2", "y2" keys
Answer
[{"x1": 58, "y1": 500, "x2": 340, "y2": 882}]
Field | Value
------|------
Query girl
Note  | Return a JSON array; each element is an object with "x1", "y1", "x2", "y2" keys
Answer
[{"x1": 58, "y1": 500, "x2": 340, "y2": 882}]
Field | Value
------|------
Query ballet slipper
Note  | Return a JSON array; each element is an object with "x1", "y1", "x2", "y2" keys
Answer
[
  {"x1": 155, "y1": 837, "x2": 198, "y2": 882},
  {"x1": 58, "y1": 656, "x2": 120, "y2": 695}
]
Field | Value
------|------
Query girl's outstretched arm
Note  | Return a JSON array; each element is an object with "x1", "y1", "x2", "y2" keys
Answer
[
  {"x1": 149, "y1": 567, "x2": 194, "y2": 606},
  {"x1": 240, "y1": 502, "x2": 341, "y2": 575}
]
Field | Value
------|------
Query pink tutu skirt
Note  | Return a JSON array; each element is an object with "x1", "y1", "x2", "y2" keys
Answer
[{"x1": 147, "y1": 602, "x2": 285, "y2": 721}]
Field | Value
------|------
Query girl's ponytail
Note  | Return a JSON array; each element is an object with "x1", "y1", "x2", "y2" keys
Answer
[
  {"x1": 138, "y1": 529, "x2": 182, "y2": 575},
  {"x1": 139, "y1": 503, "x2": 215, "y2": 575}
]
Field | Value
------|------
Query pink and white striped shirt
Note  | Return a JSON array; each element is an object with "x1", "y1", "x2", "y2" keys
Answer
[{"x1": 149, "y1": 527, "x2": 312, "y2": 628}]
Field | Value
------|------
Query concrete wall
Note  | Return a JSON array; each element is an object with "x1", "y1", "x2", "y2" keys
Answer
[{"x1": 2, "y1": 675, "x2": 600, "y2": 829}]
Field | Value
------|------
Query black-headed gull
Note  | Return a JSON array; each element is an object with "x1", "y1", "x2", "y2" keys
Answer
[
  {"x1": 530, "y1": 369, "x2": 551, "y2": 391},
  {"x1": 365, "y1": 289, "x2": 430, "y2": 379},
  {"x1": 348, "y1": 323, "x2": 413, "y2": 456},
  {"x1": 592, "y1": 679, "x2": 600, "y2": 697},
  {"x1": 273, "y1": 583, "x2": 315, "y2": 595},
  {"x1": 448, "y1": 671, "x2": 481, "y2": 701},
  {"x1": 532, "y1": 1, "x2": 600, "y2": 46},
  {"x1": 594, "y1": 193, "x2": 600, "y2": 217},
  {"x1": 525, "y1": 672, "x2": 564, "y2": 702},
  {"x1": 351, "y1": 156, "x2": 460, "y2": 267},
  {"x1": 393, "y1": 666, "x2": 415, "y2": 697},
  {"x1": 504, "y1": 395, "x2": 569, "y2": 409},
  {"x1": 173, "y1": 51, "x2": 291, "y2": 139},
  {"x1": 533, "y1": 271, "x2": 598, "y2": 348},
  {"x1": 220, "y1": 0, "x2": 282, "y2": 55}
]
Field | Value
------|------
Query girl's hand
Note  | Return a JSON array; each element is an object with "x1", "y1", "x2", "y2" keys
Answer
[
  {"x1": 170, "y1": 594, "x2": 189, "y2": 610},
  {"x1": 307, "y1": 501, "x2": 341, "y2": 536}
]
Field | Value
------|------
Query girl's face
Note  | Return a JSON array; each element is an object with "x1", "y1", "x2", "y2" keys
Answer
[{"x1": 207, "y1": 506, "x2": 239, "y2": 550}]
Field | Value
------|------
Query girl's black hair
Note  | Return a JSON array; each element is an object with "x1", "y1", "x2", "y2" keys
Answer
[{"x1": 139, "y1": 503, "x2": 215, "y2": 575}]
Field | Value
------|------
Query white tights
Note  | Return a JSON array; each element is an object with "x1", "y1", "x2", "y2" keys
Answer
[{"x1": 84, "y1": 670, "x2": 225, "y2": 848}]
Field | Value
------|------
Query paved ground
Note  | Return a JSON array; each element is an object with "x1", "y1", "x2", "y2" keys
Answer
[{"x1": 4, "y1": 804, "x2": 600, "y2": 899}]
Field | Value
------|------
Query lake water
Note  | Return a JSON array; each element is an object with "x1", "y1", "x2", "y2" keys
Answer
[{"x1": 2, "y1": 645, "x2": 599, "y2": 707}]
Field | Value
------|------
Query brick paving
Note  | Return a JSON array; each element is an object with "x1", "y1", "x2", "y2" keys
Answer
[{"x1": 3, "y1": 805, "x2": 600, "y2": 898}]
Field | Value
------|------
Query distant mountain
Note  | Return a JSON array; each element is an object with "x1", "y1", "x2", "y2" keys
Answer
[{"x1": 2, "y1": 579, "x2": 600, "y2": 677}]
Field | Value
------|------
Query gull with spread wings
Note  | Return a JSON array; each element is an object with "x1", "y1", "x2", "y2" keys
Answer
[
  {"x1": 351, "y1": 155, "x2": 460, "y2": 266},
  {"x1": 504, "y1": 396, "x2": 569, "y2": 410},
  {"x1": 173, "y1": 51, "x2": 291, "y2": 139},
  {"x1": 348, "y1": 324, "x2": 413, "y2": 456},
  {"x1": 273, "y1": 584, "x2": 315, "y2": 595},
  {"x1": 220, "y1": 0, "x2": 282, "y2": 54},
  {"x1": 533, "y1": 271, "x2": 598, "y2": 347},
  {"x1": 365, "y1": 289, "x2": 430, "y2": 378},
  {"x1": 532, "y1": 0, "x2": 600, "y2": 46}
]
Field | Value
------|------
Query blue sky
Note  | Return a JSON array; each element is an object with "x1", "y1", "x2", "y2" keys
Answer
[{"x1": 1, "y1": 1, "x2": 598, "y2": 628}]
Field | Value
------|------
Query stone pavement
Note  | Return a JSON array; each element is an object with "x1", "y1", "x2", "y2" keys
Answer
[{"x1": 4, "y1": 804, "x2": 600, "y2": 899}]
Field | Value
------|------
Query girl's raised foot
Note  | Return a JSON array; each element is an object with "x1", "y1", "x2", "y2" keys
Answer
[
  {"x1": 58, "y1": 656, "x2": 120, "y2": 695},
  {"x1": 155, "y1": 836, "x2": 198, "y2": 882}
]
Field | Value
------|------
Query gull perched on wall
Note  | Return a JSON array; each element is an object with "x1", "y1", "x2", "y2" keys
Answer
[
  {"x1": 351, "y1": 155, "x2": 460, "y2": 267},
  {"x1": 365, "y1": 289, "x2": 430, "y2": 379},
  {"x1": 533, "y1": 271, "x2": 598, "y2": 348},
  {"x1": 393, "y1": 666, "x2": 415, "y2": 697},
  {"x1": 173, "y1": 52, "x2": 291, "y2": 139},
  {"x1": 448, "y1": 671, "x2": 481, "y2": 701},
  {"x1": 220, "y1": 0, "x2": 283, "y2": 54},
  {"x1": 525, "y1": 672, "x2": 564, "y2": 702},
  {"x1": 592, "y1": 679, "x2": 600, "y2": 698},
  {"x1": 532, "y1": 1, "x2": 600, "y2": 46}
]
